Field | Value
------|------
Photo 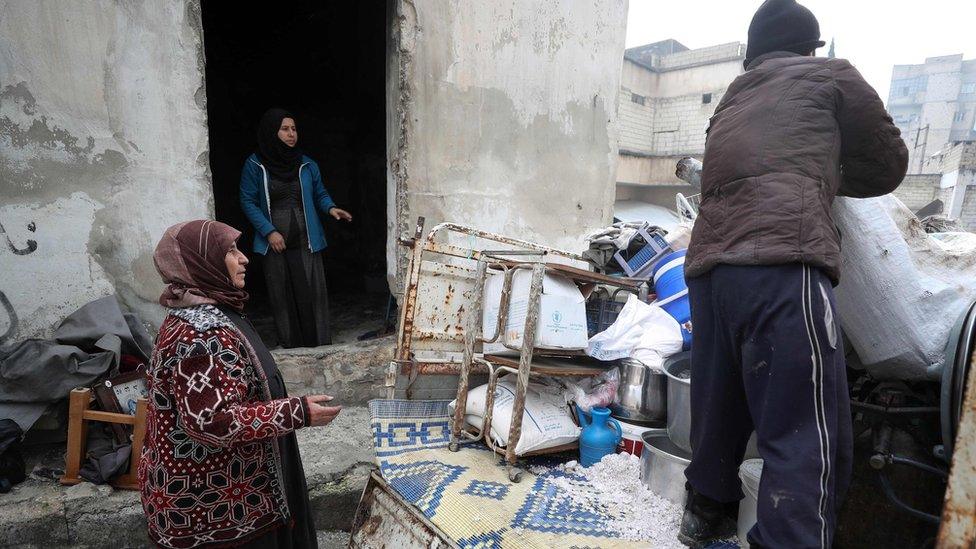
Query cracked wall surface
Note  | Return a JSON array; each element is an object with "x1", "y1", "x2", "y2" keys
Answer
[
  {"x1": 0, "y1": 0, "x2": 213, "y2": 341},
  {"x1": 386, "y1": 0, "x2": 629, "y2": 288}
]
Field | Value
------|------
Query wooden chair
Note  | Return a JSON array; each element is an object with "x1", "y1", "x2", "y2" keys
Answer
[{"x1": 60, "y1": 388, "x2": 148, "y2": 490}]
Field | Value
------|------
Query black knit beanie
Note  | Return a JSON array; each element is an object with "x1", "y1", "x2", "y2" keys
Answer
[{"x1": 744, "y1": 0, "x2": 826, "y2": 68}]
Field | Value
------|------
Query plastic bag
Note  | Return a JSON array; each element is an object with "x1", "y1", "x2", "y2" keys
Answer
[
  {"x1": 587, "y1": 294, "x2": 684, "y2": 370},
  {"x1": 833, "y1": 195, "x2": 976, "y2": 380},
  {"x1": 665, "y1": 220, "x2": 693, "y2": 250},
  {"x1": 565, "y1": 367, "x2": 620, "y2": 413}
]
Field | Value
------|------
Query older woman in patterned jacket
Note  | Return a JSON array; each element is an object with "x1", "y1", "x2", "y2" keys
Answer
[{"x1": 140, "y1": 220, "x2": 341, "y2": 548}]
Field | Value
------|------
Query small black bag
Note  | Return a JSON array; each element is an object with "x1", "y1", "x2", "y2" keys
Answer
[{"x1": 0, "y1": 419, "x2": 26, "y2": 493}]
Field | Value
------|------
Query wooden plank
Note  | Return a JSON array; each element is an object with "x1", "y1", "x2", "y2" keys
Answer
[
  {"x1": 82, "y1": 409, "x2": 137, "y2": 425},
  {"x1": 113, "y1": 398, "x2": 148, "y2": 490},
  {"x1": 60, "y1": 388, "x2": 91, "y2": 486}
]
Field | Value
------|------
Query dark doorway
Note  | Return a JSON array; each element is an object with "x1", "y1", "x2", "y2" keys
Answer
[{"x1": 200, "y1": 1, "x2": 388, "y2": 346}]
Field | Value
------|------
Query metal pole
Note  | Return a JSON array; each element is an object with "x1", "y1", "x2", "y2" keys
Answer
[
  {"x1": 450, "y1": 258, "x2": 488, "y2": 450},
  {"x1": 394, "y1": 217, "x2": 426, "y2": 367},
  {"x1": 504, "y1": 260, "x2": 546, "y2": 481}
]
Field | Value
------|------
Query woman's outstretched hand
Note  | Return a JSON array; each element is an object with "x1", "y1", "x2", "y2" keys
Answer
[
  {"x1": 268, "y1": 231, "x2": 286, "y2": 253},
  {"x1": 329, "y1": 207, "x2": 353, "y2": 222},
  {"x1": 306, "y1": 394, "x2": 342, "y2": 427}
]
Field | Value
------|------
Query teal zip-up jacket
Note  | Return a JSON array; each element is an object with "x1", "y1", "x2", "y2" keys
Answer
[{"x1": 239, "y1": 153, "x2": 337, "y2": 255}]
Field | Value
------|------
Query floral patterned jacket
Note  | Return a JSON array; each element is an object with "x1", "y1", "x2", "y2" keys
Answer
[{"x1": 138, "y1": 305, "x2": 309, "y2": 548}]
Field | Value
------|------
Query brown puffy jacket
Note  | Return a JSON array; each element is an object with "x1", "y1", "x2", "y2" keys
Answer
[{"x1": 685, "y1": 52, "x2": 909, "y2": 283}]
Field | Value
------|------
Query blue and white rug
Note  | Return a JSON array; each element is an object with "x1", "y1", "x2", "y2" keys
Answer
[{"x1": 369, "y1": 399, "x2": 739, "y2": 548}]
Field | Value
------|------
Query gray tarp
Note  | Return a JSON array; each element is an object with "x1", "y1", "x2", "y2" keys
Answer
[{"x1": 0, "y1": 296, "x2": 152, "y2": 431}]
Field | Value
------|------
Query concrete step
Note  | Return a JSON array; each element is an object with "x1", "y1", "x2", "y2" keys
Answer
[{"x1": 0, "y1": 407, "x2": 375, "y2": 548}]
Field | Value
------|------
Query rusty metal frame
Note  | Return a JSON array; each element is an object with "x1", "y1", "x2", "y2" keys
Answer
[
  {"x1": 393, "y1": 217, "x2": 641, "y2": 482},
  {"x1": 394, "y1": 218, "x2": 585, "y2": 377}
]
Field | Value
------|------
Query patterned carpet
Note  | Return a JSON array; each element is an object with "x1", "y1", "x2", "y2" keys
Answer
[{"x1": 369, "y1": 399, "x2": 734, "y2": 549}]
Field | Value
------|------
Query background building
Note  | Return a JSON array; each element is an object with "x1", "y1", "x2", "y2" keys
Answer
[
  {"x1": 888, "y1": 54, "x2": 976, "y2": 174},
  {"x1": 615, "y1": 40, "x2": 744, "y2": 209}
]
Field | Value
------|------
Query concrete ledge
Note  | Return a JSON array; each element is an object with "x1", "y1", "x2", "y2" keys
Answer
[
  {"x1": 275, "y1": 336, "x2": 395, "y2": 405},
  {"x1": 0, "y1": 407, "x2": 375, "y2": 548}
]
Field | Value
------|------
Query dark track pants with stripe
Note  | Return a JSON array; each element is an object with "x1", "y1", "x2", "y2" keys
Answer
[{"x1": 683, "y1": 264, "x2": 852, "y2": 548}]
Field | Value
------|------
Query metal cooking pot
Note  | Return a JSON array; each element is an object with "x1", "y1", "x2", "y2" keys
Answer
[
  {"x1": 639, "y1": 432, "x2": 692, "y2": 505},
  {"x1": 610, "y1": 358, "x2": 667, "y2": 423},
  {"x1": 663, "y1": 352, "x2": 692, "y2": 452}
]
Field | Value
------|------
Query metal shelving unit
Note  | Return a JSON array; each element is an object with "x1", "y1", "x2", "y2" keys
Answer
[{"x1": 390, "y1": 217, "x2": 642, "y2": 482}]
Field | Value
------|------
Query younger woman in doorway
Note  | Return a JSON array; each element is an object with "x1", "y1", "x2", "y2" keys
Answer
[{"x1": 240, "y1": 108, "x2": 352, "y2": 348}]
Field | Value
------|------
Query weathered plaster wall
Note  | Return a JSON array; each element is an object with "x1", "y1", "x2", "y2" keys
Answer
[
  {"x1": 387, "y1": 0, "x2": 628, "y2": 286},
  {"x1": 0, "y1": 0, "x2": 212, "y2": 342}
]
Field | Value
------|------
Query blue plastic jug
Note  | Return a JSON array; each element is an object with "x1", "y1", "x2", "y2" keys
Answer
[{"x1": 577, "y1": 406, "x2": 622, "y2": 467}]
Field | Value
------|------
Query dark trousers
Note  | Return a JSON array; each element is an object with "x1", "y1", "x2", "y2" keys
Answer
[{"x1": 684, "y1": 264, "x2": 852, "y2": 548}]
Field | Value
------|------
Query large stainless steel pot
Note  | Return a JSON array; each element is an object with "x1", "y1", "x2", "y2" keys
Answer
[
  {"x1": 610, "y1": 358, "x2": 667, "y2": 423},
  {"x1": 639, "y1": 432, "x2": 692, "y2": 505},
  {"x1": 663, "y1": 352, "x2": 692, "y2": 452}
]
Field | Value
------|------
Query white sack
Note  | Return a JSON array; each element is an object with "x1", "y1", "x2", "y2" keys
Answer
[
  {"x1": 833, "y1": 195, "x2": 976, "y2": 380},
  {"x1": 586, "y1": 294, "x2": 684, "y2": 370},
  {"x1": 450, "y1": 377, "x2": 580, "y2": 455},
  {"x1": 483, "y1": 269, "x2": 589, "y2": 355}
]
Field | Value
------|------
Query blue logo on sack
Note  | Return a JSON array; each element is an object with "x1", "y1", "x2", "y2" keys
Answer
[{"x1": 552, "y1": 311, "x2": 562, "y2": 324}]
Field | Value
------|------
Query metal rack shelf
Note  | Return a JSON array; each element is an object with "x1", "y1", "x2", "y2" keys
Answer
[{"x1": 390, "y1": 218, "x2": 635, "y2": 482}]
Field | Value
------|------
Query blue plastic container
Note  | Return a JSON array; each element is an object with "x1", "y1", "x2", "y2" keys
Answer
[
  {"x1": 577, "y1": 406, "x2": 622, "y2": 467},
  {"x1": 652, "y1": 249, "x2": 692, "y2": 350}
]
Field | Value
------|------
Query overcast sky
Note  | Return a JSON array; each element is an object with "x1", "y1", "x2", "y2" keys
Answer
[{"x1": 625, "y1": 0, "x2": 976, "y2": 103}]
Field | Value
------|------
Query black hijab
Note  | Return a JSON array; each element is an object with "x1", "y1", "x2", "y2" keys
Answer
[{"x1": 256, "y1": 108, "x2": 303, "y2": 180}]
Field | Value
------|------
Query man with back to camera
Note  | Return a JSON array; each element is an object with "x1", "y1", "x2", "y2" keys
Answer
[{"x1": 676, "y1": 1, "x2": 909, "y2": 547}]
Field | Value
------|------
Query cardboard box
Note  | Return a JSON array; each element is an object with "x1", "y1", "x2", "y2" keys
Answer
[{"x1": 483, "y1": 269, "x2": 589, "y2": 355}]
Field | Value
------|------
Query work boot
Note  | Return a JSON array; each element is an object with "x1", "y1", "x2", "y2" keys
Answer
[{"x1": 677, "y1": 486, "x2": 738, "y2": 548}]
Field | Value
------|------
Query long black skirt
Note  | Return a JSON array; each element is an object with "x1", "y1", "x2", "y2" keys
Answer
[{"x1": 263, "y1": 245, "x2": 332, "y2": 348}]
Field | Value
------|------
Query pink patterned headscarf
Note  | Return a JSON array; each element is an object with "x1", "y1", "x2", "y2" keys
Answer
[{"x1": 153, "y1": 220, "x2": 248, "y2": 312}]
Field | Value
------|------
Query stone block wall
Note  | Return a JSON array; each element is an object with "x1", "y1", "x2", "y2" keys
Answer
[
  {"x1": 942, "y1": 141, "x2": 976, "y2": 172},
  {"x1": 617, "y1": 89, "x2": 723, "y2": 159},
  {"x1": 650, "y1": 93, "x2": 722, "y2": 156},
  {"x1": 618, "y1": 88, "x2": 655, "y2": 153},
  {"x1": 892, "y1": 174, "x2": 943, "y2": 212}
]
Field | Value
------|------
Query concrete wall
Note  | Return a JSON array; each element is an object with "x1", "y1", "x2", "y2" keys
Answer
[
  {"x1": 654, "y1": 44, "x2": 744, "y2": 96},
  {"x1": 615, "y1": 182, "x2": 696, "y2": 206},
  {"x1": 621, "y1": 59, "x2": 658, "y2": 97},
  {"x1": 0, "y1": 0, "x2": 212, "y2": 342},
  {"x1": 616, "y1": 154, "x2": 693, "y2": 186},
  {"x1": 386, "y1": 0, "x2": 628, "y2": 285}
]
